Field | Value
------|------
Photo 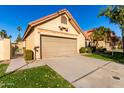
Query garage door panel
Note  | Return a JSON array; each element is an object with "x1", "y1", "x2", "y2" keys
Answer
[{"x1": 41, "y1": 36, "x2": 77, "y2": 58}]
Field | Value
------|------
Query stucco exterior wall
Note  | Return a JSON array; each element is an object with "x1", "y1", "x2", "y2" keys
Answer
[
  {"x1": 77, "y1": 33, "x2": 86, "y2": 53},
  {"x1": 34, "y1": 30, "x2": 40, "y2": 59},
  {"x1": 98, "y1": 41, "x2": 111, "y2": 50},
  {"x1": 0, "y1": 40, "x2": 4, "y2": 61},
  {"x1": 90, "y1": 41, "x2": 111, "y2": 50},
  {"x1": 25, "y1": 30, "x2": 35, "y2": 53},
  {"x1": 0, "y1": 39, "x2": 11, "y2": 61},
  {"x1": 37, "y1": 14, "x2": 79, "y2": 35},
  {"x1": 17, "y1": 41, "x2": 24, "y2": 50},
  {"x1": 98, "y1": 41, "x2": 105, "y2": 48}
]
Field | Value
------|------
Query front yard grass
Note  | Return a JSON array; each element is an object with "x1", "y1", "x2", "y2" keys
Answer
[
  {"x1": 84, "y1": 52, "x2": 124, "y2": 64},
  {"x1": 0, "y1": 64, "x2": 8, "y2": 77},
  {"x1": 0, "y1": 65, "x2": 74, "y2": 88}
]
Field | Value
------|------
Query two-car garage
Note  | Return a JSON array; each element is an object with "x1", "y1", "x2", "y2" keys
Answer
[{"x1": 40, "y1": 35, "x2": 77, "y2": 59}]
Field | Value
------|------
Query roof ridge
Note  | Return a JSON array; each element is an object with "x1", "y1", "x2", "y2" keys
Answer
[
  {"x1": 23, "y1": 9, "x2": 86, "y2": 40},
  {"x1": 29, "y1": 8, "x2": 68, "y2": 25}
]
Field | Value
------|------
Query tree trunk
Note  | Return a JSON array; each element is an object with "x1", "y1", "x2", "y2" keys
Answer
[
  {"x1": 122, "y1": 29, "x2": 124, "y2": 54},
  {"x1": 122, "y1": 36, "x2": 124, "y2": 54},
  {"x1": 112, "y1": 50, "x2": 114, "y2": 56}
]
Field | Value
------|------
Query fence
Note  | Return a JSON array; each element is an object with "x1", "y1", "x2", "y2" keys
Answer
[{"x1": 0, "y1": 39, "x2": 11, "y2": 61}]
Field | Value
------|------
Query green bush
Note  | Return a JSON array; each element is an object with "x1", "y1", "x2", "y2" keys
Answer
[
  {"x1": 79, "y1": 47, "x2": 86, "y2": 53},
  {"x1": 79, "y1": 47, "x2": 93, "y2": 53},
  {"x1": 85, "y1": 47, "x2": 92, "y2": 53},
  {"x1": 97, "y1": 47, "x2": 106, "y2": 52},
  {"x1": 24, "y1": 49, "x2": 34, "y2": 61},
  {"x1": 102, "y1": 48, "x2": 107, "y2": 52},
  {"x1": 23, "y1": 47, "x2": 26, "y2": 57},
  {"x1": 91, "y1": 46, "x2": 96, "y2": 53}
]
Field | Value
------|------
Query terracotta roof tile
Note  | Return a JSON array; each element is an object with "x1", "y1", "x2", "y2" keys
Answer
[{"x1": 84, "y1": 29, "x2": 95, "y2": 40}]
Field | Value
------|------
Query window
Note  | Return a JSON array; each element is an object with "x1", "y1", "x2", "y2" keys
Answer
[{"x1": 61, "y1": 16, "x2": 67, "y2": 24}]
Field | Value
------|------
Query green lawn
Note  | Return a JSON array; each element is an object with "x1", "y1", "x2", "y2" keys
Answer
[
  {"x1": 84, "y1": 52, "x2": 124, "y2": 64},
  {"x1": 0, "y1": 65, "x2": 74, "y2": 88},
  {"x1": 0, "y1": 64, "x2": 8, "y2": 77}
]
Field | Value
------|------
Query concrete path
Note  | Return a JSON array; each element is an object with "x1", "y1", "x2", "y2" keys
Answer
[
  {"x1": 6, "y1": 54, "x2": 124, "y2": 87},
  {"x1": 6, "y1": 57, "x2": 26, "y2": 73}
]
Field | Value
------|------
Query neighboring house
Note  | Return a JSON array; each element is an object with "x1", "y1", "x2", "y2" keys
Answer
[
  {"x1": 0, "y1": 38, "x2": 11, "y2": 61},
  {"x1": 83, "y1": 29, "x2": 94, "y2": 47},
  {"x1": 23, "y1": 9, "x2": 86, "y2": 59},
  {"x1": 11, "y1": 41, "x2": 24, "y2": 55},
  {"x1": 84, "y1": 29, "x2": 118, "y2": 50}
]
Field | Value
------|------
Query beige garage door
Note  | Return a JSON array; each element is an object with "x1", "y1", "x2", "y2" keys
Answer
[{"x1": 40, "y1": 35, "x2": 77, "y2": 59}]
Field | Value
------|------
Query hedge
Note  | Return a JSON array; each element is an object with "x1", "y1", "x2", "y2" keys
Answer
[
  {"x1": 24, "y1": 49, "x2": 34, "y2": 61},
  {"x1": 79, "y1": 47, "x2": 92, "y2": 53},
  {"x1": 79, "y1": 47, "x2": 86, "y2": 53}
]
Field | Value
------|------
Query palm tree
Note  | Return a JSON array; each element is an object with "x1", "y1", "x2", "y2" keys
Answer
[
  {"x1": 16, "y1": 26, "x2": 22, "y2": 42},
  {"x1": 98, "y1": 5, "x2": 124, "y2": 53},
  {"x1": 8, "y1": 35, "x2": 12, "y2": 39},
  {"x1": 0, "y1": 29, "x2": 7, "y2": 39},
  {"x1": 17, "y1": 26, "x2": 22, "y2": 34},
  {"x1": 0, "y1": 29, "x2": 12, "y2": 39},
  {"x1": 0, "y1": 32, "x2": 2, "y2": 39}
]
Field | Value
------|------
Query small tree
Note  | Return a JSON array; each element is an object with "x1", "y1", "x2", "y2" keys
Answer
[
  {"x1": 91, "y1": 26, "x2": 112, "y2": 48},
  {"x1": 91, "y1": 27, "x2": 105, "y2": 47},
  {"x1": 16, "y1": 33, "x2": 22, "y2": 42}
]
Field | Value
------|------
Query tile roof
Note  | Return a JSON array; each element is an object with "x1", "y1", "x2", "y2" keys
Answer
[{"x1": 83, "y1": 29, "x2": 95, "y2": 40}]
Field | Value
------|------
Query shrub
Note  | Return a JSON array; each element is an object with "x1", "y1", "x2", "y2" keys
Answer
[
  {"x1": 91, "y1": 46, "x2": 96, "y2": 53},
  {"x1": 85, "y1": 47, "x2": 92, "y2": 53},
  {"x1": 96, "y1": 47, "x2": 106, "y2": 52},
  {"x1": 79, "y1": 47, "x2": 93, "y2": 53},
  {"x1": 79, "y1": 47, "x2": 86, "y2": 53},
  {"x1": 23, "y1": 47, "x2": 26, "y2": 57},
  {"x1": 24, "y1": 49, "x2": 34, "y2": 61},
  {"x1": 102, "y1": 48, "x2": 107, "y2": 52}
]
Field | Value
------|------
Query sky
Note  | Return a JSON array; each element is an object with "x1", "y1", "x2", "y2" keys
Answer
[{"x1": 0, "y1": 5, "x2": 122, "y2": 42}]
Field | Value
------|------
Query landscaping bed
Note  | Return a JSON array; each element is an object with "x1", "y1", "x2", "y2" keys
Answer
[{"x1": 0, "y1": 65, "x2": 74, "y2": 88}]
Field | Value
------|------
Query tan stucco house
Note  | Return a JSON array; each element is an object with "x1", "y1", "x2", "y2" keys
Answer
[
  {"x1": 23, "y1": 9, "x2": 86, "y2": 59},
  {"x1": 11, "y1": 41, "x2": 25, "y2": 55}
]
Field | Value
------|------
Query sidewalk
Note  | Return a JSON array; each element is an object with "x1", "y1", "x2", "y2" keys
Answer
[{"x1": 6, "y1": 57, "x2": 26, "y2": 73}]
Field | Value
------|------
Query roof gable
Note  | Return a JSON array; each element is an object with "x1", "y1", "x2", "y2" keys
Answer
[
  {"x1": 84, "y1": 29, "x2": 95, "y2": 40},
  {"x1": 23, "y1": 9, "x2": 86, "y2": 40}
]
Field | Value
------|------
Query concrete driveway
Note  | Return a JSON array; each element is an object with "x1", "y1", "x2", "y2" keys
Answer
[
  {"x1": 44, "y1": 54, "x2": 124, "y2": 88},
  {"x1": 6, "y1": 54, "x2": 124, "y2": 88},
  {"x1": 45, "y1": 55, "x2": 109, "y2": 82}
]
